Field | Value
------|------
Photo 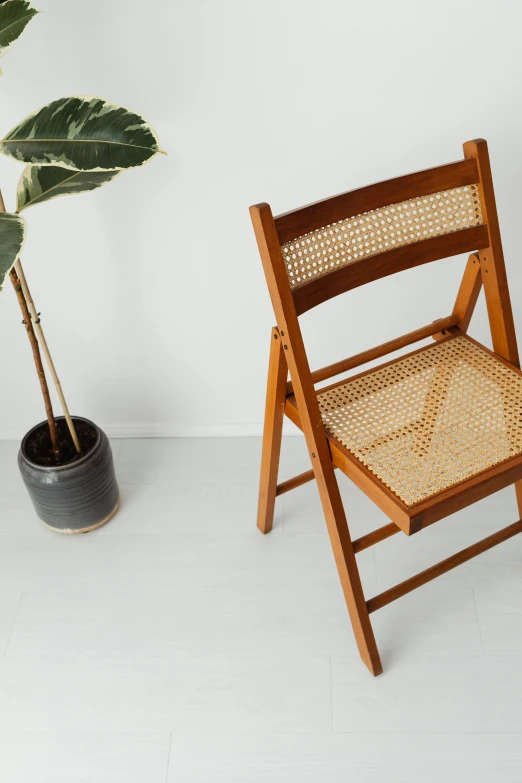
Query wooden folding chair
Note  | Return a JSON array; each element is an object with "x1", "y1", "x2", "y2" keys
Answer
[{"x1": 250, "y1": 139, "x2": 522, "y2": 676}]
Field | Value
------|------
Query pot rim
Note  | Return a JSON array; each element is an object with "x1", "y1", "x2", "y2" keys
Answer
[{"x1": 19, "y1": 416, "x2": 102, "y2": 472}]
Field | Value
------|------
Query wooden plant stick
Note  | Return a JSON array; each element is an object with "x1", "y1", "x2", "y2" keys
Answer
[
  {"x1": 0, "y1": 189, "x2": 60, "y2": 456},
  {"x1": 9, "y1": 267, "x2": 60, "y2": 455},
  {"x1": 15, "y1": 259, "x2": 81, "y2": 454}
]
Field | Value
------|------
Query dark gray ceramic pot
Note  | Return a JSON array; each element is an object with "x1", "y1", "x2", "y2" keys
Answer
[{"x1": 18, "y1": 417, "x2": 119, "y2": 534}]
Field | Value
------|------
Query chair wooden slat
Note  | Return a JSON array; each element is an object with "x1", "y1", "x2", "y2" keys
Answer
[
  {"x1": 275, "y1": 158, "x2": 479, "y2": 244},
  {"x1": 286, "y1": 314, "x2": 460, "y2": 395},
  {"x1": 352, "y1": 522, "x2": 401, "y2": 553},
  {"x1": 293, "y1": 224, "x2": 489, "y2": 315},
  {"x1": 366, "y1": 520, "x2": 522, "y2": 613}
]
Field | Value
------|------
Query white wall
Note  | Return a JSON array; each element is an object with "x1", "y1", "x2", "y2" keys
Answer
[{"x1": 1, "y1": 0, "x2": 522, "y2": 439}]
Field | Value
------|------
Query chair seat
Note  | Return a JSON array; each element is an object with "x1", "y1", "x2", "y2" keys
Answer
[{"x1": 317, "y1": 334, "x2": 522, "y2": 507}]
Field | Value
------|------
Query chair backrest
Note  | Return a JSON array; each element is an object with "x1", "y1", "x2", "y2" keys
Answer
[
  {"x1": 251, "y1": 139, "x2": 517, "y2": 354},
  {"x1": 280, "y1": 173, "x2": 485, "y2": 315}
]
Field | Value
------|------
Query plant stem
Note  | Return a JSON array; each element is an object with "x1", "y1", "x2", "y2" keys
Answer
[
  {"x1": 9, "y1": 267, "x2": 61, "y2": 456},
  {"x1": 0, "y1": 188, "x2": 60, "y2": 458},
  {"x1": 15, "y1": 259, "x2": 81, "y2": 454}
]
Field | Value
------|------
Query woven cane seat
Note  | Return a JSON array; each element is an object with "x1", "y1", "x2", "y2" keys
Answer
[{"x1": 317, "y1": 336, "x2": 522, "y2": 507}]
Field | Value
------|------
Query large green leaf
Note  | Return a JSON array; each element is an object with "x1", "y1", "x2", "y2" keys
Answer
[
  {"x1": 0, "y1": 211, "x2": 27, "y2": 292},
  {"x1": 0, "y1": 96, "x2": 164, "y2": 171},
  {"x1": 17, "y1": 165, "x2": 121, "y2": 211},
  {"x1": 0, "y1": 0, "x2": 39, "y2": 61}
]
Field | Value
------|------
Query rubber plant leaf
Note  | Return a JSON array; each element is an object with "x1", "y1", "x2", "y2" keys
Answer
[
  {"x1": 0, "y1": 0, "x2": 39, "y2": 62},
  {"x1": 17, "y1": 165, "x2": 121, "y2": 211},
  {"x1": 0, "y1": 96, "x2": 165, "y2": 171},
  {"x1": 0, "y1": 211, "x2": 27, "y2": 292}
]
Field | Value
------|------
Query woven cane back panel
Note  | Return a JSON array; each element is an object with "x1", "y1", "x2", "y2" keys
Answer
[
  {"x1": 282, "y1": 185, "x2": 483, "y2": 289},
  {"x1": 318, "y1": 337, "x2": 522, "y2": 507}
]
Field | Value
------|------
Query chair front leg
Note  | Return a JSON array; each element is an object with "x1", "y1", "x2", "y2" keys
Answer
[{"x1": 311, "y1": 448, "x2": 383, "y2": 676}]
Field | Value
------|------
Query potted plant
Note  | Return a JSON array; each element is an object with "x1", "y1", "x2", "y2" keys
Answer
[{"x1": 0, "y1": 1, "x2": 164, "y2": 532}]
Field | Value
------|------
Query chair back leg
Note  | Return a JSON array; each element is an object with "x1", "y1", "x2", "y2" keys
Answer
[{"x1": 257, "y1": 328, "x2": 287, "y2": 534}]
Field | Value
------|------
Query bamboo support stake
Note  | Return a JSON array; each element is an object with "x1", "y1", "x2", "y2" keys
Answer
[
  {"x1": 14, "y1": 259, "x2": 81, "y2": 454},
  {"x1": 9, "y1": 267, "x2": 61, "y2": 454}
]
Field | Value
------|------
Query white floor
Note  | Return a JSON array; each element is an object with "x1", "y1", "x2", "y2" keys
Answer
[{"x1": 0, "y1": 436, "x2": 521, "y2": 781}]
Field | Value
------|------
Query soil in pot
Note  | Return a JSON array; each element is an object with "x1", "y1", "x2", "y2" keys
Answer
[{"x1": 24, "y1": 418, "x2": 97, "y2": 467}]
